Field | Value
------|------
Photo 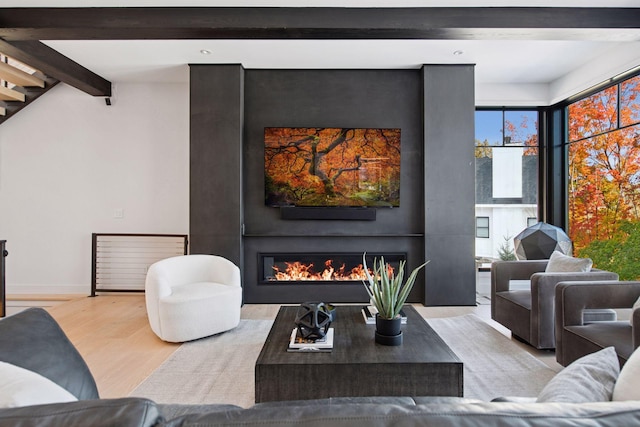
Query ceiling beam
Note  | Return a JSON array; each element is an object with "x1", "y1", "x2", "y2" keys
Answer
[
  {"x1": 0, "y1": 39, "x2": 111, "y2": 97},
  {"x1": 0, "y1": 7, "x2": 639, "y2": 41}
]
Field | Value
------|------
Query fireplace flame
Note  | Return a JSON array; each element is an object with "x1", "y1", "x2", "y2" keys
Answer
[{"x1": 270, "y1": 259, "x2": 394, "y2": 282}]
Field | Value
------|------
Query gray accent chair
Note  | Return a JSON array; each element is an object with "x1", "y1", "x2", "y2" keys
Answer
[
  {"x1": 491, "y1": 260, "x2": 618, "y2": 349},
  {"x1": 555, "y1": 280, "x2": 640, "y2": 367}
]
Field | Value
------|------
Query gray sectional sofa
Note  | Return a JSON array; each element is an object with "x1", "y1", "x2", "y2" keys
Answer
[{"x1": 1, "y1": 308, "x2": 640, "y2": 427}]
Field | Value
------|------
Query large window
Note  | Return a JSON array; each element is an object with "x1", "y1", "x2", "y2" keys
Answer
[
  {"x1": 566, "y1": 74, "x2": 640, "y2": 279},
  {"x1": 475, "y1": 109, "x2": 539, "y2": 261}
]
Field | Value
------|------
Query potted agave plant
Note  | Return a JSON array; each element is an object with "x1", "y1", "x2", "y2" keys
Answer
[{"x1": 362, "y1": 253, "x2": 428, "y2": 346}]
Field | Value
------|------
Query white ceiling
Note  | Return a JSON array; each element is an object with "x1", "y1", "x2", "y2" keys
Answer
[
  {"x1": 42, "y1": 39, "x2": 624, "y2": 85},
  {"x1": 5, "y1": 1, "x2": 640, "y2": 98}
]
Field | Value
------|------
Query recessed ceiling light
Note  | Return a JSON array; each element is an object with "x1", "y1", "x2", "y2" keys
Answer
[
  {"x1": 200, "y1": 49, "x2": 212, "y2": 55},
  {"x1": 453, "y1": 50, "x2": 464, "y2": 56}
]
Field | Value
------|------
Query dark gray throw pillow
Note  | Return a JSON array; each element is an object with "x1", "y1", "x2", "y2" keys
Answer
[{"x1": 536, "y1": 347, "x2": 619, "y2": 403}]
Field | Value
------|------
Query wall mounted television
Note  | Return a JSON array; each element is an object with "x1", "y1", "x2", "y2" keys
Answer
[{"x1": 264, "y1": 127, "x2": 401, "y2": 208}]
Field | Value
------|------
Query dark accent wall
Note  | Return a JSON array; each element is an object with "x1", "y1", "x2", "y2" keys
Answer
[
  {"x1": 190, "y1": 65, "x2": 244, "y2": 268},
  {"x1": 243, "y1": 70, "x2": 423, "y2": 237},
  {"x1": 190, "y1": 65, "x2": 476, "y2": 305},
  {"x1": 242, "y1": 69, "x2": 424, "y2": 303},
  {"x1": 423, "y1": 65, "x2": 477, "y2": 306}
]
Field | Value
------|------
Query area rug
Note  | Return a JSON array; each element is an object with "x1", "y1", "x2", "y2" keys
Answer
[
  {"x1": 129, "y1": 319, "x2": 274, "y2": 408},
  {"x1": 130, "y1": 314, "x2": 557, "y2": 407},
  {"x1": 427, "y1": 314, "x2": 557, "y2": 401}
]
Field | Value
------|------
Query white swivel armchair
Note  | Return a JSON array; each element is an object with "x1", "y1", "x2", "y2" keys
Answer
[{"x1": 145, "y1": 254, "x2": 242, "y2": 342}]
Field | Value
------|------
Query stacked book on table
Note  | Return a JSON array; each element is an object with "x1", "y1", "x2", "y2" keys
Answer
[
  {"x1": 361, "y1": 306, "x2": 408, "y2": 325},
  {"x1": 287, "y1": 328, "x2": 334, "y2": 352}
]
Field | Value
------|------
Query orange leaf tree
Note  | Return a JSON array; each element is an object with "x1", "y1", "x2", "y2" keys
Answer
[{"x1": 568, "y1": 78, "x2": 640, "y2": 261}]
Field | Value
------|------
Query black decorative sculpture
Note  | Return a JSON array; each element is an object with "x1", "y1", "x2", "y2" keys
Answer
[
  {"x1": 295, "y1": 302, "x2": 332, "y2": 341},
  {"x1": 514, "y1": 222, "x2": 572, "y2": 260}
]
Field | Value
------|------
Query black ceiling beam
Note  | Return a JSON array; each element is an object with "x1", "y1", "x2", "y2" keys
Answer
[
  {"x1": 0, "y1": 7, "x2": 639, "y2": 41},
  {"x1": 0, "y1": 39, "x2": 111, "y2": 97}
]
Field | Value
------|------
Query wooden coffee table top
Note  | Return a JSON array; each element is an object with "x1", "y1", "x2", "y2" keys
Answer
[{"x1": 256, "y1": 304, "x2": 461, "y2": 366}]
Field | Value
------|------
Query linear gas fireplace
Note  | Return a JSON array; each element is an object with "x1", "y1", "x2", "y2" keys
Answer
[{"x1": 259, "y1": 252, "x2": 406, "y2": 285}]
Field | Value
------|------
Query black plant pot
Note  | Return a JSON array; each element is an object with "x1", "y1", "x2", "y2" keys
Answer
[{"x1": 375, "y1": 314, "x2": 403, "y2": 346}]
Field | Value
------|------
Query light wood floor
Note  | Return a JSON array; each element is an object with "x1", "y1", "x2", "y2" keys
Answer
[
  {"x1": 16, "y1": 294, "x2": 562, "y2": 398},
  {"x1": 44, "y1": 295, "x2": 293, "y2": 397},
  {"x1": 46, "y1": 295, "x2": 181, "y2": 398}
]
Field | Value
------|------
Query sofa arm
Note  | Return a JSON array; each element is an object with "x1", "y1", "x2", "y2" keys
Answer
[
  {"x1": 491, "y1": 260, "x2": 548, "y2": 292},
  {"x1": 556, "y1": 281, "x2": 640, "y2": 327},
  {"x1": 634, "y1": 305, "x2": 640, "y2": 350},
  {"x1": 531, "y1": 270, "x2": 620, "y2": 317},
  {"x1": 529, "y1": 271, "x2": 619, "y2": 349},
  {"x1": 0, "y1": 398, "x2": 161, "y2": 427}
]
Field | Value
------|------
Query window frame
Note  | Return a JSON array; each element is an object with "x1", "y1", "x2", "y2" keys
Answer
[{"x1": 476, "y1": 216, "x2": 490, "y2": 239}]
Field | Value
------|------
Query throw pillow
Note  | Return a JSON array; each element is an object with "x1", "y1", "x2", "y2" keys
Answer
[
  {"x1": 0, "y1": 361, "x2": 78, "y2": 408},
  {"x1": 545, "y1": 250, "x2": 593, "y2": 273},
  {"x1": 536, "y1": 347, "x2": 619, "y2": 403},
  {"x1": 613, "y1": 346, "x2": 640, "y2": 401}
]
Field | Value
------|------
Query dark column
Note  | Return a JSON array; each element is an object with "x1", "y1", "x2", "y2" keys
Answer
[
  {"x1": 422, "y1": 65, "x2": 476, "y2": 306},
  {"x1": 544, "y1": 107, "x2": 566, "y2": 227},
  {"x1": 189, "y1": 65, "x2": 244, "y2": 268}
]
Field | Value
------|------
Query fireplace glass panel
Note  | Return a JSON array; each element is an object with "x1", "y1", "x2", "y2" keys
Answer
[{"x1": 260, "y1": 253, "x2": 406, "y2": 284}]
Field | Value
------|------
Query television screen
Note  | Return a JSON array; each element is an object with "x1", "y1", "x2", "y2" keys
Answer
[{"x1": 264, "y1": 127, "x2": 401, "y2": 207}]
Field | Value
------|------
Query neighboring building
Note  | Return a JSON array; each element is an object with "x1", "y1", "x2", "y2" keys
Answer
[{"x1": 475, "y1": 147, "x2": 538, "y2": 261}]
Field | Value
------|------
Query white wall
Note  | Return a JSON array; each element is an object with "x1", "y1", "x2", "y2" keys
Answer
[{"x1": 0, "y1": 82, "x2": 189, "y2": 294}]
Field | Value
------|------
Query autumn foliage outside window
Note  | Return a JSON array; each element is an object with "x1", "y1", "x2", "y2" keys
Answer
[
  {"x1": 567, "y1": 75, "x2": 640, "y2": 280},
  {"x1": 264, "y1": 127, "x2": 401, "y2": 207}
]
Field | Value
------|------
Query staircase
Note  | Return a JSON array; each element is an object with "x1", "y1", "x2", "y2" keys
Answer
[{"x1": 0, "y1": 53, "x2": 59, "y2": 125}]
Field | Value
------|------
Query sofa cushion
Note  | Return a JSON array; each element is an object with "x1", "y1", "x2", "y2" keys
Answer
[
  {"x1": 0, "y1": 362, "x2": 77, "y2": 408},
  {"x1": 0, "y1": 398, "x2": 161, "y2": 427},
  {"x1": 0, "y1": 308, "x2": 99, "y2": 400},
  {"x1": 613, "y1": 346, "x2": 640, "y2": 401},
  {"x1": 252, "y1": 396, "x2": 484, "y2": 408},
  {"x1": 565, "y1": 322, "x2": 634, "y2": 362},
  {"x1": 495, "y1": 290, "x2": 532, "y2": 310},
  {"x1": 545, "y1": 251, "x2": 592, "y2": 273},
  {"x1": 537, "y1": 347, "x2": 619, "y2": 403}
]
